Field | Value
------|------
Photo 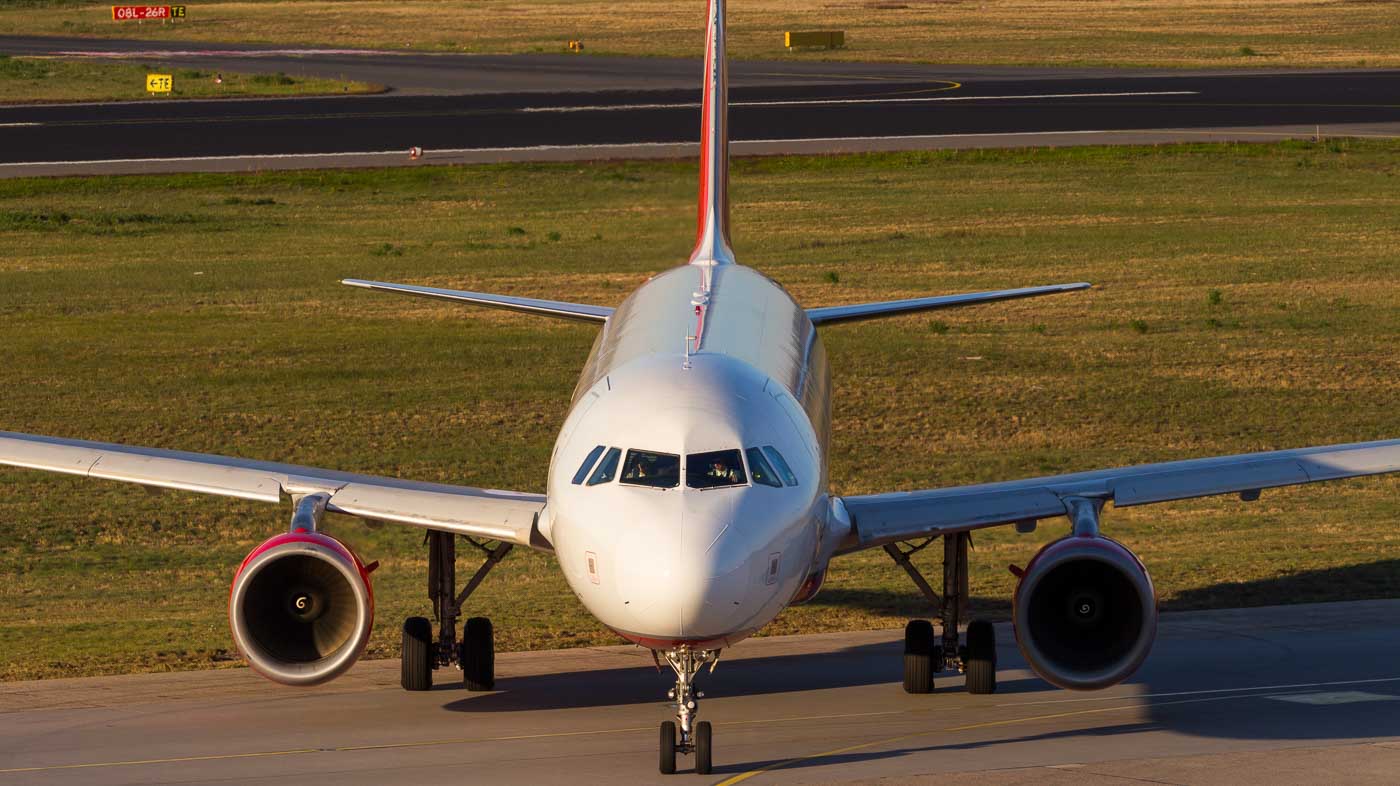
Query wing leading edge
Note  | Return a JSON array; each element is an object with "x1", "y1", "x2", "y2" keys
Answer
[
  {"x1": 0, "y1": 431, "x2": 548, "y2": 548},
  {"x1": 342, "y1": 279, "x2": 613, "y2": 323},
  {"x1": 838, "y1": 438, "x2": 1400, "y2": 553},
  {"x1": 807, "y1": 282, "x2": 1090, "y2": 326}
]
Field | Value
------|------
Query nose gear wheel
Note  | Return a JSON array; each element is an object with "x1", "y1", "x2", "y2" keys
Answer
[{"x1": 658, "y1": 645, "x2": 719, "y2": 774}]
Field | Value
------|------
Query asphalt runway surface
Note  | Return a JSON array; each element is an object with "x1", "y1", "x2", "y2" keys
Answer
[
  {"x1": 5, "y1": 599, "x2": 1400, "y2": 785},
  {"x1": 3, "y1": 36, "x2": 1400, "y2": 176}
]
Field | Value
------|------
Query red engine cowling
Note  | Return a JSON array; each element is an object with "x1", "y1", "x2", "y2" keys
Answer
[
  {"x1": 1012, "y1": 535, "x2": 1157, "y2": 691},
  {"x1": 229, "y1": 531, "x2": 375, "y2": 686}
]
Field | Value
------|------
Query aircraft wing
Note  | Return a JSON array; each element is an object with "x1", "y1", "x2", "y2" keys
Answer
[
  {"x1": 807, "y1": 283, "x2": 1090, "y2": 326},
  {"x1": 837, "y1": 438, "x2": 1400, "y2": 552},
  {"x1": 342, "y1": 279, "x2": 613, "y2": 323},
  {"x1": 0, "y1": 431, "x2": 548, "y2": 548}
]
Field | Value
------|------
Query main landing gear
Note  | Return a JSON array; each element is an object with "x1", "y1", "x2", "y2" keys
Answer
[
  {"x1": 401, "y1": 530, "x2": 513, "y2": 692},
  {"x1": 885, "y1": 531, "x2": 997, "y2": 695},
  {"x1": 658, "y1": 646, "x2": 719, "y2": 775}
]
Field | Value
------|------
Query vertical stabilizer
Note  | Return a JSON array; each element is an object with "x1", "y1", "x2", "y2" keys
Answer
[{"x1": 689, "y1": 0, "x2": 735, "y2": 266}]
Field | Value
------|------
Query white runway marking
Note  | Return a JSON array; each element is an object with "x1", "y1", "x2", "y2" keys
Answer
[
  {"x1": 520, "y1": 90, "x2": 1200, "y2": 113},
  {"x1": 0, "y1": 123, "x2": 42, "y2": 128},
  {"x1": 1266, "y1": 691, "x2": 1400, "y2": 705},
  {"x1": 0, "y1": 144, "x2": 675, "y2": 168},
  {"x1": 0, "y1": 130, "x2": 1126, "y2": 168},
  {"x1": 7, "y1": 125, "x2": 1392, "y2": 170}
]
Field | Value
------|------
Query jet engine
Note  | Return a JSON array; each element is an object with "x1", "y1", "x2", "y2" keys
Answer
[
  {"x1": 1012, "y1": 535, "x2": 1157, "y2": 691},
  {"x1": 229, "y1": 530, "x2": 375, "y2": 686}
]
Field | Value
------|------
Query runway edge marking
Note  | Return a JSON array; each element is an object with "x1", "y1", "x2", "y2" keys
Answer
[{"x1": 519, "y1": 90, "x2": 1198, "y2": 113}]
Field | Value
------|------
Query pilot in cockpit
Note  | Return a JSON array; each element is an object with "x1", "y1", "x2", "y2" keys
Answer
[{"x1": 707, "y1": 457, "x2": 738, "y2": 484}]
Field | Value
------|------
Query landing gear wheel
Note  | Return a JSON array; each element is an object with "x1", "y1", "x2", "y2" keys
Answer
[
  {"x1": 695, "y1": 720, "x2": 713, "y2": 775},
  {"x1": 964, "y1": 618, "x2": 997, "y2": 695},
  {"x1": 401, "y1": 616, "x2": 433, "y2": 691},
  {"x1": 902, "y1": 619, "x2": 936, "y2": 694},
  {"x1": 659, "y1": 720, "x2": 677, "y2": 775},
  {"x1": 461, "y1": 616, "x2": 495, "y2": 691}
]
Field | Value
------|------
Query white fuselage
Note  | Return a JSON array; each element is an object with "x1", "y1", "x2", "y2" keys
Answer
[{"x1": 537, "y1": 262, "x2": 842, "y2": 649}]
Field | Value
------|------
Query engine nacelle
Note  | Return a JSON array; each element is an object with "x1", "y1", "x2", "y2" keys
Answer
[
  {"x1": 1012, "y1": 535, "x2": 1157, "y2": 691},
  {"x1": 229, "y1": 531, "x2": 375, "y2": 686}
]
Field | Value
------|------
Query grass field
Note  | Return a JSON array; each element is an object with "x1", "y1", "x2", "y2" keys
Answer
[
  {"x1": 0, "y1": 55, "x2": 379, "y2": 103},
  {"x1": 2, "y1": 0, "x2": 1399, "y2": 69},
  {"x1": 2, "y1": 140, "x2": 1399, "y2": 680}
]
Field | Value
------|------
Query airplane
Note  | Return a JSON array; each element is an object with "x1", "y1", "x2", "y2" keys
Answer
[{"x1": 4, "y1": 0, "x2": 1400, "y2": 777}]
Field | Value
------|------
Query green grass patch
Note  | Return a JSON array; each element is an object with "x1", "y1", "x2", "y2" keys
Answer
[
  {"x1": 0, "y1": 55, "x2": 379, "y2": 103},
  {"x1": 2, "y1": 140, "x2": 1399, "y2": 680}
]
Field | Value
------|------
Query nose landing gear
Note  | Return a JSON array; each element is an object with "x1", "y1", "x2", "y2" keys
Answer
[{"x1": 658, "y1": 645, "x2": 719, "y2": 775}]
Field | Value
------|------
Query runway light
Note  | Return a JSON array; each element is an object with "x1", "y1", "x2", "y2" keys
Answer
[{"x1": 408, "y1": 147, "x2": 423, "y2": 160}]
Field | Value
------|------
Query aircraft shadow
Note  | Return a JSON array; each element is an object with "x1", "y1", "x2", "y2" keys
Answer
[
  {"x1": 442, "y1": 592, "x2": 1020, "y2": 713},
  {"x1": 1161, "y1": 558, "x2": 1400, "y2": 612},
  {"x1": 707, "y1": 723, "x2": 1158, "y2": 776},
  {"x1": 447, "y1": 560, "x2": 1400, "y2": 772}
]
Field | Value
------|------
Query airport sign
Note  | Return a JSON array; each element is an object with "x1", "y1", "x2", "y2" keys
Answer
[
  {"x1": 112, "y1": 5, "x2": 179, "y2": 21},
  {"x1": 146, "y1": 73, "x2": 173, "y2": 93}
]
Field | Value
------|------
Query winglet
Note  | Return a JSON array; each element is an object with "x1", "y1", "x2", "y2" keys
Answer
[{"x1": 689, "y1": 0, "x2": 736, "y2": 266}]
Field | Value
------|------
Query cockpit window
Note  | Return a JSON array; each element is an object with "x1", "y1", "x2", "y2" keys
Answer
[
  {"x1": 571, "y1": 445, "x2": 607, "y2": 485},
  {"x1": 686, "y1": 449, "x2": 748, "y2": 489},
  {"x1": 586, "y1": 447, "x2": 621, "y2": 486},
  {"x1": 745, "y1": 447, "x2": 783, "y2": 488},
  {"x1": 620, "y1": 449, "x2": 680, "y2": 489},
  {"x1": 762, "y1": 446, "x2": 799, "y2": 486}
]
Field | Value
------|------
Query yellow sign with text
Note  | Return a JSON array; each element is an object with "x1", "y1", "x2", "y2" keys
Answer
[{"x1": 146, "y1": 73, "x2": 172, "y2": 93}]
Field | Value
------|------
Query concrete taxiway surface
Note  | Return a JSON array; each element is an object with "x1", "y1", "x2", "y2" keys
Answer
[
  {"x1": 4, "y1": 599, "x2": 1400, "y2": 784},
  {"x1": 3, "y1": 36, "x2": 1400, "y2": 176},
  {"x1": 3, "y1": 70, "x2": 1400, "y2": 178}
]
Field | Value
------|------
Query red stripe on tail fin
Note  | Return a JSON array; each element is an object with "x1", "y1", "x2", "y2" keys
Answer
[{"x1": 689, "y1": 0, "x2": 735, "y2": 265}]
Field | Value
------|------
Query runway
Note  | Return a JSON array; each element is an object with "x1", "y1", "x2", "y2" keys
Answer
[
  {"x1": 4, "y1": 599, "x2": 1400, "y2": 784},
  {"x1": 3, "y1": 36, "x2": 1400, "y2": 176}
]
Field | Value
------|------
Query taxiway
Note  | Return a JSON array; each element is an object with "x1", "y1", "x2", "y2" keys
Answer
[{"x1": 4, "y1": 599, "x2": 1399, "y2": 784}]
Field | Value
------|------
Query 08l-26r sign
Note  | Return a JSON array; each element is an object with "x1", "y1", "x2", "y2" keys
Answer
[{"x1": 112, "y1": 5, "x2": 186, "y2": 21}]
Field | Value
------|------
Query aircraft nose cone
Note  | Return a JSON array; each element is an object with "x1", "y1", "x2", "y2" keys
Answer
[{"x1": 616, "y1": 509, "x2": 756, "y2": 640}]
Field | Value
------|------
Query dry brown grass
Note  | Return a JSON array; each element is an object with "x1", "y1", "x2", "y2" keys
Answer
[
  {"x1": 6, "y1": 1, "x2": 1400, "y2": 68},
  {"x1": 1, "y1": 141, "x2": 1398, "y2": 680}
]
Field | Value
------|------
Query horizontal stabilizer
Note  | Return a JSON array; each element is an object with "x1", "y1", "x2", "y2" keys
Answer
[
  {"x1": 807, "y1": 282, "x2": 1090, "y2": 326},
  {"x1": 342, "y1": 279, "x2": 613, "y2": 323}
]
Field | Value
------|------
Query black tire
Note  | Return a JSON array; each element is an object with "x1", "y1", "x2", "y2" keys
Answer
[
  {"x1": 695, "y1": 720, "x2": 713, "y2": 775},
  {"x1": 461, "y1": 616, "x2": 495, "y2": 691},
  {"x1": 964, "y1": 618, "x2": 997, "y2": 695},
  {"x1": 401, "y1": 616, "x2": 433, "y2": 691},
  {"x1": 659, "y1": 720, "x2": 677, "y2": 775},
  {"x1": 902, "y1": 619, "x2": 936, "y2": 694}
]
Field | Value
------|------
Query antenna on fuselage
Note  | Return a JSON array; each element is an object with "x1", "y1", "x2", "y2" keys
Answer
[{"x1": 688, "y1": 0, "x2": 735, "y2": 267}]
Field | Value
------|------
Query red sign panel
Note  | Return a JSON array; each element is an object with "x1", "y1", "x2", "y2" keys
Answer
[{"x1": 112, "y1": 5, "x2": 171, "y2": 21}]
